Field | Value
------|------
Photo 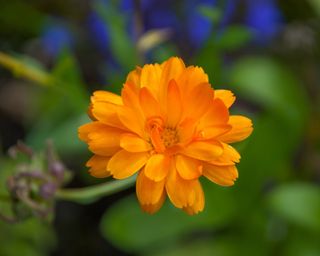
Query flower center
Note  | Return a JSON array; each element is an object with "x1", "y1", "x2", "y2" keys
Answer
[
  {"x1": 161, "y1": 127, "x2": 179, "y2": 148},
  {"x1": 146, "y1": 118, "x2": 179, "y2": 153}
]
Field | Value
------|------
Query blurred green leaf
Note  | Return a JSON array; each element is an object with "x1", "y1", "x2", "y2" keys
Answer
[
  {"x1": 230, "y1": 57, "x2": 309, "y2": 126},
  {"x1": 0, "y1": 1, "x2": 44, "y2": 36},
  {"x1": 95, "y1": 1, "x2": 138, "y2": 70},
  {"x1": 27, "y1": 50, "x2": 89, "y2": 152},
  {"x1": 268, "y1": 183, "x2": 320, "y2": 232},
  {"x1": 198, "y1": 5, "x2": 222, "y2": 24},
  {"x1": 308, "y1": 0, "x2": 320, "y2": 16},
  {"x1": 0, "y1": 219, "x2": 56, "y2": 256},
  {"x1": 216, "y1": 26, "x2": 252, "y2": 51},
  {"x1": 100, "y1": 179, "x2": 236, "y2": 253}
]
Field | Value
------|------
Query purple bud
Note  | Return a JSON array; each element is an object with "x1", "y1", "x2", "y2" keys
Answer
[
  {"x1": 49, "y1": 162, "x2": 65, "y2": 180},
  {"x1": 39, "y1": 183, "x2": 57, "y2": 200}
]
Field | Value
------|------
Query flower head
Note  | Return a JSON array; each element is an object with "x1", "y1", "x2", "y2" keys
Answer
[{"x1": 79, "y1": 57, "x2": 253, "y2": 214}]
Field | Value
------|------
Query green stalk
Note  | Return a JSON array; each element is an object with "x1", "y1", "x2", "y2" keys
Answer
[
  {"x1": 0, "y1": 52, "x2": 51, "y2": 86},
  {"x1": 55, "y1": 176, "x2": 136, "y2": 204}
]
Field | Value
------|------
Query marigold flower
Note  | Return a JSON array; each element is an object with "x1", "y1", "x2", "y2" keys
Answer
[{"x1": 79, "y1": 57, "x2": 253, "y2": 215}]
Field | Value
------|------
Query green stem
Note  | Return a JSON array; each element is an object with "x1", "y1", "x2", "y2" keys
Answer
[
  {"x1": 0, "y1": 51, "x2": 52, "y2": 86},
  {"x1": 55, "y1": 175, "x2": 136, "y2": 204}
]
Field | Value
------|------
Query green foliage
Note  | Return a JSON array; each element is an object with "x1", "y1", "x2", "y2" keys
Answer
[
  {"x1": 101, "y1": 179, "x2": 236, "y2": 253},
  {"x1": 26, "y1": 50, "x2": 89, "y2": 154},
  {"x1": 268, "y1": 183, "x2": 320, "y2": 232}
]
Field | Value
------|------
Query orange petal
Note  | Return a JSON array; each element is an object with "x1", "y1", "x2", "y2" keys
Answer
[
  {"x1": 107, "y1": 150, "x2": 149, "y2": 179},
  {"x1": 178, "y1": 118, "x2": 197, "y2": 144},
  {"x1": 140, "y1": 64, "x2": 162, "y2": 97},
  {"x1": 218, "y1": 115, "x2": 253, "y2": 143},
  {"x1": 136, "y1": 169, "x2": 165, "y2": 205},
  {"x1": 144, "y1": 154, "x2": 170, "y2": 181},
  {"x1": 117, "y1": 106, "x2": 145, "y2": 138},
  {"x1": 91, "y1": 90, "x2": 123, "y2": 105},
  {"x1": 86, "y1": 155, "x2": 111, "y2": 178},
  {"x1": 177, "y1": 66, "x2": 208, "y2": 97},
  {"x1": 214, "y1": 90, "x2": 236, "y2": 108},
  {"x1": 140, "y1": 190, "x2": 166, "y2": 214},
  {"x1": 126, "y1": 67, "x2": 141, "y2": 90},
  {"x1": 203, "y1": 164, "x2": 238, "y2": 186},
  {"x1": 182, "y1": 83, "x2": 214, "y2": 121},
  {"x1": 166, "y1": 79, "x2": 182, "y2": 127},
  {"x1": 165, "y1": 167, "x2": 202, "y2": 209},
  {"x1": 139, "y1": 87, "x2": 161, "y2": 119},
  {"x1": 182, "y1": 141, "x2": 223, "y2": 161},
  {"x1": 121, "y1": 82, "x2": 140, "y2": 109},
  {"x1": 161, "y1": 57, "x2": 185, "y2": 86},
  {"x1": 92, "y1": 101, "x2": 127, "y2": 129},
  {"x1": 120, "y1": 133, "x2": 152, "y2": 152},
  {"x1": 199, "y1": 99, "x2": 229, "y2": 127},
  {"x1": 159, "y1": 57, "x2": 185, "y2": 104},
  {"x1": 78, "y1": 122, "x2": 109, "y2": 142},
  {"x1": 87, "y1": 127, "x2": 123, "y2": 156},
  {"x1": 200, "y1": 125, "x2": 232, "y2": 139},
  {"x1": 175, "y1": 155, "x2": 202, "y2": 180},
  {"x1": 183, "y1": 180, "x2": 205, "y2": 215},
  {"x1": 210, "y1": 143, "x2": 241, "y2": 166}
]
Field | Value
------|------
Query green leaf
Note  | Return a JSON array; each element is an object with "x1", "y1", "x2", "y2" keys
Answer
[
  {"x1": 216, "y1": 26, "x2": 252, "y2": 50},
  {"x1": 197, "y1": 5, "x2": 222, "y2": 24},
  {"x1": 0, "y1": 219, "x2": 56, "y2": 256},
  {"x1": 230, "y1": 57, "x2": 309, "y2": 126},
  {"x1": 27, "y1": 50, "x2": 89, "y2": 152},
  {"x1": 94, "y1": 1, "x2": 138, "y2": 70},
  {"x1": 100, "y1": 179, "x2": 236, "y2": 253},
  {"x1": 267, "y1": 183, "x2": 320, "y2": 232}
]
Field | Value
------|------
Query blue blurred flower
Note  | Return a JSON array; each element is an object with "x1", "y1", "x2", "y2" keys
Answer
[
  {"x1": 87, "y1": 11, "x2": 111, "y2": 56},
  {"x1": 41, "y1": 19, "x2": 73, "y2": 57},
  {"x1": 245, "y1": 0, "x2": 283, "y2": 44}
]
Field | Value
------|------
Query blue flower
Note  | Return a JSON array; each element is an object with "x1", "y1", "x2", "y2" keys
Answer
[
  {"x1": 245, "y1": 0, "x2": 283, "y2": 44},
  {"x1": 41, "y1": 18, "x2": 73, "y2": 57}
]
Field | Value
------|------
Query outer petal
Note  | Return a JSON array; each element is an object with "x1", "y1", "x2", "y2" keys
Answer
[
  {"x1": 140, "y1": 64, "x2": 162, "y2": 97},
  {"x1": 126, "y1": 67, "x2": 141, "y2": 90},
  {"x1": 199, "y1": 99, "x2": 229, "y2": 127},
  {"x1": 177, "y1": 66, "x2": 209, "y2": 96},
  {"x1": 182, "y1": 141, "x2": 223, "y2": 161},
  {"x1": 203, "y1": 164, "x2": 238, "y2": 186},
  {"x1": 87, "y1": 129, "x2": 122, "y2": 156},
  {"x1": 175, "y1": 155, "x2": 202, "y2": 180},
  {"x1": 78, "y1": 122, "x2": 109, "y2": 142},
  {"x1": 120, "y1": 133, "x2": 152, "y2": 152},
  {"x1": 210, "y1": 143, "x2": 241, "y2": 166},
  {"x1": 144, "y1": 154, "x2": 170, "y2": 181},
  {"x1": 214, "y1": 90, "x2": 235, "y2": 108},
  {"x1": 86, "y1": 155, "x2": 111, "y2": 178},
  {"x1": 159, "y1": 57, "x2": 185, "y2": 104},
  {"x1": 107, "y1": 150, "x2": 149, "y2": 179},
  {"x1": 182, "y1": 83, "x2": 214, "y2": 121},
  {"x1": 183, "y1": 181, "x2": 205, "y2": 215},
  {"x1": 92, "y1": 101, "x2": 126, "y2": 129},
  {"x1": 136, "y1": 169, "x2": 165, "y2": 205},
  {"x1": 140, "y1": 191, "x2": 166, "y2": 214},
  {"x1": 219, "y1": 115, "x2": 253, "y2": 143},
  {"x1": 91, "y1": 90, "x2": 123, "y2": 105},
  {"x1": 165, "y1": 167, "x2": 203, "y2": 213}
]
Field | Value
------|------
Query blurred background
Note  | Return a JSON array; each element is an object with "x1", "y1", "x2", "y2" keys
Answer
[{"x1": 0, "y1": 0, "x2": 320, "y2": 255}]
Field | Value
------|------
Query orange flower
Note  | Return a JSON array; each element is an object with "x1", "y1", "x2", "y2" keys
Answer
[{"x1": 79, "y1": 57, "x2": 253, "y2": 215}]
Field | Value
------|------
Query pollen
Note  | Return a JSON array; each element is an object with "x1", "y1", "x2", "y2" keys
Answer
[{"x1": 161, "y1": 127, "x2": 179, "y2": 147}]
